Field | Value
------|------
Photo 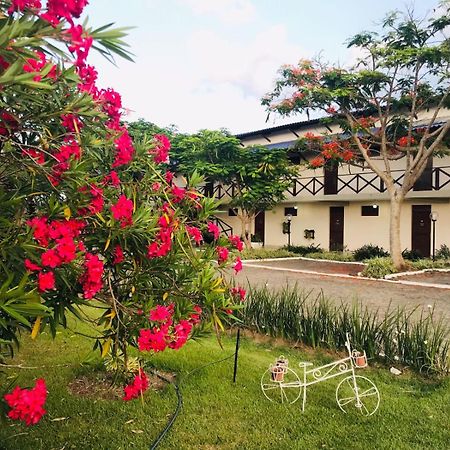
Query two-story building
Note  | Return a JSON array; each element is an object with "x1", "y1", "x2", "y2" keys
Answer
[{"x1": 213, "y1": 110, "x2": 450, "y2": 257}]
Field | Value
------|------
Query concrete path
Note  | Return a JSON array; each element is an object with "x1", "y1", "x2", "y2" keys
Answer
[{"x1": 236, "y1": 262, "x2": 450, "y2": 319}]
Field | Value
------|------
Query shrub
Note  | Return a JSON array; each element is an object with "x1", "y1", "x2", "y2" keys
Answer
[
  {"x1": 283, "y1": 244, "x2": 322, "y2": 255},
  {"x1": 360, "y1": 257, "x2": 396, "y2": 278},
  {"x1": 436, "y1": 244, "x2": 450, "y2": 259},
  {"x1": 242, "y1": 285, "x2": 450, "y2": 374},
  {"x1": 402, "y1": 248, "x2": 423, "y2": 261},
  {"x1": 306, "y1": 251, "x2": 355, "y2": 262},
  {"x1": 240, "y1": 248, "x2": 296, "y2": 260},
  {"x1": 353, "y1": 244, "x2": 389, "y2": 261},
  {"x1": 411, "y1": 259, "x2": 450, "y2": 270}
]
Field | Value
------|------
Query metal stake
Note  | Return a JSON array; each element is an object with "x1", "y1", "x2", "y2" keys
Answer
[{"x1": 233, "y1": 328, "x2": 241, "y2": 383}]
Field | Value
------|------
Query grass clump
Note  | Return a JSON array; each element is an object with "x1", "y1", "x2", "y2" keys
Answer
[
  {"x1": 354, "y1": 244, "x2": 389, "y2": 261},
  {"x1": 240, "y1": 248, "x2": 296, "y2": 260},
  {"x1": 243, "y1": 285, "x2": 450, "y2": 375},
  {"x1": 306, "y1": 251, "x2": 355, "y2": 262}
]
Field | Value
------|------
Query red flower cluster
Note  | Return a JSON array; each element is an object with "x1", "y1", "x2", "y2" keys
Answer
[
  {"x1": 151, "y1": 134, "x2": 171, "y2": 164},
  {"x1": 0, "y1": 111, "x2": 18, "y2": 136},
  {"x1": 186, "y1": 225, "x2": 203, "y2": 245},
  {"x1": 148, "y1": 205, "x2": 175, "y2": 258},
  {"x1": 50, "y1": 136, "x2": 82, "y2": 186},
  {"x1": 112, "y1": 129, "x2": 135, "y2": 167},
  {"x1": 233, "y1": 257, "x2": 243, "y2": 274},
  {"x1": 65, "y1": 24, "x2": 92, "y2": 67},
  {"x1": 310, "y1": 156, "x2": 325, "y2": 168},
  {"x1": 138, "y1": 304, "x2": 198, "y2": 353},
  {"x1": 26, "y1": 217, "x2": 85, "y2": 292},
  {"x1": 4, "y1": 379, "x2": 47, "y2": 426},
  {"x1": 8, "y1": 0, "x2": 41, "y2": 14},
  {"x1": 113, "y1": 245, "x2": 124, "y2": 264},
  {"x1": 123, "y1": 369, "x2": 149, "y2": 401},
  {"x1": 41, "y1": 0, "x2": 88, "y2": 25},
  {"x1": 78, "y1": 184, "x2": 104, "y2": 216},
  {"x1": 231, "y1": 286, "x2": 246, "y2": 302},
  {"x1": 207, "y1": 222, "x2": 220, "y2": 240},
  {"x1": 80, "y1": 252, "x2": 103, "y2": 299},
  {"x1": 170, "y1": 185, "x2": 186, "y2": 204},
  {"x1": 397, "y1": 136, "x2": 415, "y2": 147},
  {"x1": 23, "y1": 51, "x2": 57, "y2": 82},
  {"x1": 216, "y1": 246, "x2": 229, "y2": 264},
  {"x1": 111, "y1": 195, "x2": 133, "y2": 228},
  {"x1": 228, "y1": 235, "x2": 243, "y2": 252},
  {"x1": 22, "y1": 147, "x2": 45, "y2": 164}
]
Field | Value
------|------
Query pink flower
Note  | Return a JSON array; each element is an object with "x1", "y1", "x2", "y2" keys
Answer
[
  {"x1": 138, "y1": 328, "x2": 168, "y2": 352},
  {"x1": 41, "y1": 249, "x2": 61, "y2": 268},
  {"x1": 186, "y1": 225, "x2": 203, "y2": 244},
  {"x1": 24, "y1": 259, "x2": 41, "y2": 272},
  {"x1": 8, "y1": 0, "x2": 41, "y2": 14},
  {"x1": 123, "y1": 370, "x2": 149, "y2": 401},
  {"x1": 38, "y1": 271, "x2": 55, "y2": 292},
  {"x1": 151, "y1": 134, "x2": 171, "y2": 164},
  {"x1": 111, "y1": 195, "x2": 133, "y2": 228},
  {"x1": 149, "y1": 305, "x2": 172, "y2": 323},
  {"x1": 233, "y1": 257, "x2": 243, "y2": 274},
  {"x1": 4, "y1": 379, "x2": 47, "y2": 426},
  {"x1": 169, "y1": 319, "x2": 192, "y2": 350},
  {"x1": 80, "y1": 253, "x2": 103, "y2": 299},
  {"x1": 189, "y1": 305, "x2": 202, "y2": 325},
  {"x1": 231, "y1": 286, "x2": 246, "y2": 302},
  {"x1": 229, "y1": 235, "x2": 243, "y2": 252},
  {"x1": 112, "y1": 129, "x2": 135, "y2": 167},
  {"x1": 216, "y1": 246, "x2": 229, "y2": 264},
  {"x1": 113, "y1": 245, "x2": 124, "y2": 264},
  {"x1": 207, "y1": 222, "x2": 220, "y2": 240}
]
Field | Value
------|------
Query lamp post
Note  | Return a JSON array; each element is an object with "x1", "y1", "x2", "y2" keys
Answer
[
  {"x1": 286, "y1": 214, "x2": 292, "y2": 249},
  {"x1": 429, "y1": 211, "x2": 439, "y2": 261}
]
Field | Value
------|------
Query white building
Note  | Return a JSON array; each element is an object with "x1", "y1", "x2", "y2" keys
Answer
[{"x1": 214, "y1": 110, "x2": 450, "y2": 257}]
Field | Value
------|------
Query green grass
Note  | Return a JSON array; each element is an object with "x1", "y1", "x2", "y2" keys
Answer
[{"x1": 1, "y1": 318, "x2": 450, "y2": 450}]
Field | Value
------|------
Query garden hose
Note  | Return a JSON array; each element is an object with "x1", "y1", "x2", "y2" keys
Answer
[{"x1": 148, "y1": 351, "x2": 238, "y2": 449}]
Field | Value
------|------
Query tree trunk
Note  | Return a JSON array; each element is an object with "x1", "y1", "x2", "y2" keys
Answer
[
  {"x1": 389, "y1": 191, "x2": 407, "y2": 270},
  {"x1": 238, "y1": 212, "x2": 253, "y2": 249}
]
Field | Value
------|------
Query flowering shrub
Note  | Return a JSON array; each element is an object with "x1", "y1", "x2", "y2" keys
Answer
[{"x1": 0, "y1": 0, "x2": 243, "y2": 420}]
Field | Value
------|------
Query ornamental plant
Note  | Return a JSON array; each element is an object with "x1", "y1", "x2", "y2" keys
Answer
[
  {"x1": 0, "y1": 0, "x2": 244, "y2": 423},
  {"x1": 263, "y1": 4, "x2": 450, "y2": 270}
]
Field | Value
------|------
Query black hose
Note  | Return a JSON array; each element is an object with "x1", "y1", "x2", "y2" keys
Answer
[{"x1": 148, "y1": 351, "x2": 236, "y2": 449}]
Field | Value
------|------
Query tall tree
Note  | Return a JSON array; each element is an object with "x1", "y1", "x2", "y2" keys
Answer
[
  {"x1": 173, "y1": 130, "x2": 294, "y2": 248},
  {"x1": 263, "y1": 4, "x2": 450, "y2": 269}
]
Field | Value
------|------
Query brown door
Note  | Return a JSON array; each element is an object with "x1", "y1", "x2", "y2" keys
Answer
[
  {"x1": 412, "y1": 205, "x2": 431, "y2": 257},
  {"x1": 324, "y1": 164, "x2": 338, "y2": 195},
  {"x1": 254, "y1": 210, "x2": 265, "y2": 244},
  {"x1": 329, "y1": 206, "x2": 344, "y2": 251}
]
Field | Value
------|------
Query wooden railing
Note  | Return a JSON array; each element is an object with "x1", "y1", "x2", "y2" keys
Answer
[{"x1": 198, "y1": 166, "x2": 450, "y2": 200}]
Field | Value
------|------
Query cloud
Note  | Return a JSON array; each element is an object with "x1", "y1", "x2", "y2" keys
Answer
[
  {"x1": 178, "y1": 0, "x2": 257, "y2": 24},
  {"x1": 89, "y1": 19, "x2": 306, "y2": 134}
]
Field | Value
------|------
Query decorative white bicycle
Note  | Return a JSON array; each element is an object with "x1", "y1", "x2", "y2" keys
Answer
[{"x1": 260, "y1": 333, "x2": 380, "y2": 416}]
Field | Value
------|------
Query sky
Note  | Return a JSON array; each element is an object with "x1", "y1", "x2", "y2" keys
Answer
[{"x1": 84, "y1": 0, "x2": 440, "y2": 134}]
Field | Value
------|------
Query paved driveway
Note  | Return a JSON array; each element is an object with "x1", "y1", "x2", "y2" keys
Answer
[{"x1": 236, "y1": 261, "x2": 450, "y2": 319}]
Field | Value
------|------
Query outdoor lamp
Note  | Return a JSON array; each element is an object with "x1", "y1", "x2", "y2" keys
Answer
[{"x1": 429, "y1": 211, "x2": 439, "y2": 261}]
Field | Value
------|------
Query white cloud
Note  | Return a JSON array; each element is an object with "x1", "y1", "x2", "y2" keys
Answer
[
  {"x1": 179, "y1": 0, "x2": 257, "y2": 24},
  {"x1": 89, "y1": 22, "x2": 306, "y2": 134}
]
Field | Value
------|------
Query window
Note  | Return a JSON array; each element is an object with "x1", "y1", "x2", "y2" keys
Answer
[
  {"x1": 284, "y1": 207, "x2": 298, "y2": 216},
  {"x1": 228, "y1": 208, "x2": 238, "y2": 217},
  {"x1": 413, "y1": 156, "x2": 433, "y2": 191},
  {"x1": 361, "y1": 205, "x2": 379, "y2": 216}
]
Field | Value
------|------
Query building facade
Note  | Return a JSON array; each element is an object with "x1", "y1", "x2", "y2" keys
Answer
[{"x1": 213, "y1": 110, "x2": 450, "y2": 257}]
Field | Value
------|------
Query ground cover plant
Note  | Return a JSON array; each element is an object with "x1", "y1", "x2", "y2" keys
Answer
[
  {"x1": 243, "y1": 286, "x2": 450, "y2": 375},
  {"x1": 0, "y1": 320, "x2": 449, "y2": 449}
]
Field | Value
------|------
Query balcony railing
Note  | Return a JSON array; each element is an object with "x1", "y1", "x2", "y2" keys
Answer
[{"x1": 199, "y1": 166, "x2": 450, "y2": 200}]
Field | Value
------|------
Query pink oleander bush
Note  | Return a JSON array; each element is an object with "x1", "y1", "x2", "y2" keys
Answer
[{"x1": 0, "y1": 0, "x2": 246, "y2": 423}]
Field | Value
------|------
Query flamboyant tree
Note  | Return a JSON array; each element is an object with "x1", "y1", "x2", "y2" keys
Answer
[
  {"x1": 171, "y1": 130, "x2": 295, "y2": 249},
  {"x1": 0, "y1": 0, "x2": 243, "y2": 421},
  {"x1": 263, "y1": 4, "x2": 450, "y2": 269}
]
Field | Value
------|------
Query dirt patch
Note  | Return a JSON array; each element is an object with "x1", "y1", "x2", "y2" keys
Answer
[
  {"x1": 67, "y1": 370, "x2": 175, "y2": 400},
  {"x1": 394, "y1": 270, "x2": 450, "y2": 285}
]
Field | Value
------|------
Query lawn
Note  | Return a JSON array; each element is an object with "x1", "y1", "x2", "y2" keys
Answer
[{"x1": 1, "y1": 319, "x2": 449, "y2": 450}]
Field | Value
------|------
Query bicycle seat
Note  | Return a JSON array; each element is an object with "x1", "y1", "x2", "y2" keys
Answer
[{"x1": 298, "y1": 362, "x2": 314, "y2": 368}]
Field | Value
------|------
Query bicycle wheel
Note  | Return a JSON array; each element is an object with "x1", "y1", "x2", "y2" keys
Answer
[
  {"x1": 335, "y1": 375, "x2": 380, "y2": 416},
  {"x1": 260, "y1": 367, "x2": 302, "y2": 404}
]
